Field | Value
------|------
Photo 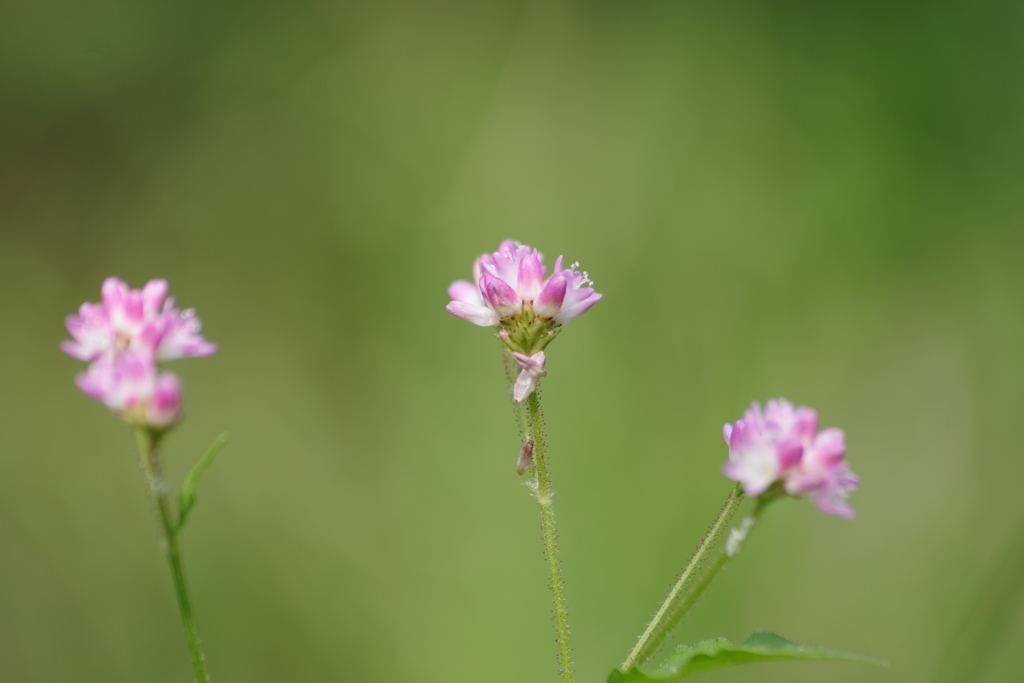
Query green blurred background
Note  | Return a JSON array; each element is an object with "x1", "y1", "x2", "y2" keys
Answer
[{"x1": 2, "y1": 1, "x2": 1023, "y2": 681}]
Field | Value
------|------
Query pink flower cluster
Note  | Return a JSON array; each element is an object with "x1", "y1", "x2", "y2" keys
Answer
[
  {"x1": 722, "y1": 399, "x2": 860, "y2": 518},
  {"x1": 446, "y1": 240, "x2": 602, "y2": 328},
  {"x1": 63, "y1": 278, "x2": 216, "y2": 429},
  {"x1": 447, "y1": 240, "x2": 601, "y2": 402}
]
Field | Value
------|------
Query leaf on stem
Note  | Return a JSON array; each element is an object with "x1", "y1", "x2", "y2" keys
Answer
[
  {"x1": 608, "y1": 632, "x2": 885, "y2": 682},
  {"x1": 177, "y1": 433, "x2": 228, "y2": 530}
]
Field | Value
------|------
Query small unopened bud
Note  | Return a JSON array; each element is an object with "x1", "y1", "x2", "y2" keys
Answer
[
  {"x1": 512, "y1": 351, "x2": 547, "y2": 402},
  {"x1": 516, "y1": 438, "x2": 535, "y2": 475}
]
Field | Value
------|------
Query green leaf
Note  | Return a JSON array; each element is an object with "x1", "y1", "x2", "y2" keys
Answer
[
  {"x1": 177, "y1": 433, "x2": 228, "y2": 531},
  {"x1": 608, "y1": 632, "x2": 886, "y2": 682}
]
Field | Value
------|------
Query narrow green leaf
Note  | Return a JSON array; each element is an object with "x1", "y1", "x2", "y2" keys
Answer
[
  {"x1": 608, "y1": 632, "x2": 885, "y2": 682},
  {"x1": 177, "y1": 433, "x2": 228, "y2": 530}
]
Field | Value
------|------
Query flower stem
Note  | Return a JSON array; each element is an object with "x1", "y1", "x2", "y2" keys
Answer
[
  {"x1": 525, "y1": 391, "x2": 574, "y2": 683},
  {"x1": 623, "y1": 483, "x2": 762, "y2": 669},
  {"x1": 136, "y1": 429, "x2": 212, "y2": 683},
  {"x1": 504, "y1": 349, "x2": 527, "y2": 441}
]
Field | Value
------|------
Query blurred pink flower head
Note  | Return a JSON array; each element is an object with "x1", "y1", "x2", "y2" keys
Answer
[
  {"x1": 76, "y1": 351, "x2": 183, "y2": 429},
  {"x1": 63, "y1": 277, "x2": 215, "y2": 430},
  {"x1": 446, "y1": 240, "x2": 602, "y2": 355},
  {"x1": 722, "y1": 399, "x2": 860, "y2": 518},
  {"x1": 62, "y1": 277, "x2": 216, "y2": 363}
]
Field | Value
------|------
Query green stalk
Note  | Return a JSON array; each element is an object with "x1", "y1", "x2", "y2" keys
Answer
[
  {"x1": 525, "y1": 391, "x2": 574, "y2": 683},
  {"x1": 504, "y1": 349, "x2": 527, "y2": 441},
  {"x1": 136, "y1": 429, "x2": 211, "y2": 683},
  {"x1": 622, "y1": 483, "x2": 745, "y2": 671},
  {"x1": 624, "y1": 484, "x2": 776, "y2": 669}
]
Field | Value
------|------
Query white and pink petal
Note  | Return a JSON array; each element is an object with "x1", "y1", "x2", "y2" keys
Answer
[{"x1": 446, "y1": 301, "x2": 500, "y2": 327}]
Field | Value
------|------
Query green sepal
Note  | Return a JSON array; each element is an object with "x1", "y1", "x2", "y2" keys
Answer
[
  {"x1": 608, "y1": 632, "x2": 885, "y2": 682},
  {"x1": 177, "y1": 433, "x2": 228, "y2": 531},
  {"x1": 496, "y1": 303, "x2": 563, "y2": 356}
]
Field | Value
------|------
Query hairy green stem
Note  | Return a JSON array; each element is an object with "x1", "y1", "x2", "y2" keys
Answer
[
  {"x1": 624, "y1": 484, "x2": 757, "y2": 669},
  {"x1": 525, "y1": 391, "x2": 574, "y2": 683},
  {"x1": 136, "y1": 429, "x2": 211, "y2": 683}
]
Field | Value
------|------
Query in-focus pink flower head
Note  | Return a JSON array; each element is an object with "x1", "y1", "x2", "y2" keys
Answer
[
  {"x1": 63, "y1": 277, "x2": 215, "y2": 430},
  {"x1": 76, "y1": 351, "x2": 183, "y2": 429},
  {"x1": 446, "y1": 241, "x2": 601, "y2": 402},
  {"x1": 721, "y1": 399, "x2": 859, "y2": 518},
  {"x1": 62, "y1": 277, "x2": 216, "y2": 363},
  {"x1": 447, "y1": 240, "x2": 602, "y2": 329}
]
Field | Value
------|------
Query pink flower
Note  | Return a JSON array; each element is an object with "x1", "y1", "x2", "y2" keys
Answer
[
  {"x1": 62, "y1": 277, "x2": 216, "y2": 363},
  {"x1": 512, "y1": 351, "x2": 547, "y2": 403},
  {"x1": 156, "y1": 307, "x2": 217, "y2": 361},
  {"x1": 60, "y1": 302, "x2": 113, "y2": 362},
  {"x1": 446, "y1": 240, "x2": 602, "y2": 329},
  {"x1": 722, "y1": 399, "x2": 859, "y2": 518},
  {"x1": 76, "y1": 351, "x2": 183, "y2": 429},
  {"x1": 63, "y1": 277, "x2": 215, "y2": 430}
]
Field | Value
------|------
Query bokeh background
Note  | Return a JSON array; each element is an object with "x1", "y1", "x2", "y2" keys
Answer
[{"x1": 2, "y1": 1, "x2": 1023, "y2": 682}]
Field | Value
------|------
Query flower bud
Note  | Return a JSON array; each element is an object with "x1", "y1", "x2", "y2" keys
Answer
[
  {"x1": 512, "y1": 351, "x2": 547, "y2": 403},
  {"x1": 516, "y1": 439, "x2": 535, "y2": 475}
]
